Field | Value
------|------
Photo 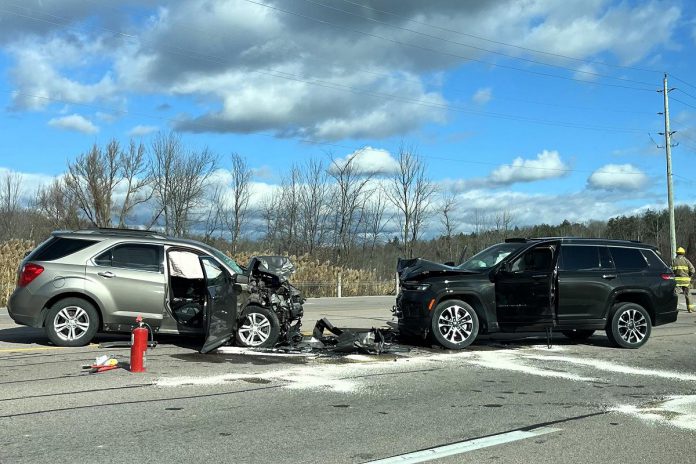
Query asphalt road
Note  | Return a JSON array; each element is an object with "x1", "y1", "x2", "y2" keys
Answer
[{"x1": 1, "y1": 297, "x2": 696, "y2": 464}]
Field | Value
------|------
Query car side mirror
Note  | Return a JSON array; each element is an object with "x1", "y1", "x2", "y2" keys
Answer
[
  {"x1": 499, "y1": 262, "x2": 513, "y2": 274},
  {"x1": 233, "y1": 274, "x2": 249, "y2": 292}
]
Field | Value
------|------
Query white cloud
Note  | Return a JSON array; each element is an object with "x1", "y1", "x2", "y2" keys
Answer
[
  {"x1": 489, "y1": 150, "x2": 569, "y2": 185},
  {"x1": 573, "y1": 63, "x2": 598, "y2": 81},
  {"x1": 128, "y1": 125, "x2": 158, "y2": 137},
  {"x1": 587, "y1": 164, "x2": 648, "y2": 190},
  {"x1": 472, "y1": 87, "x2": 492, "y2": 104},
  {"x1": 330, "y1": 147, "x2": 400, "y2": 176},
  {"x1": 47, "y1": 114, "x2": 99, "y2": 134}
]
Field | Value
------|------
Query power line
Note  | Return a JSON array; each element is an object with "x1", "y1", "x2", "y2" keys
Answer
[
  {"x1": 1, "y1": 90, "x2": 660, "y2": 178},
  {"x1": 671, "y1": 97, "x2": 696, "y2": 111},
  {"x1": 298, "y1": 0, "x2": 656, "y2": 86},
  {"x1": 674, "y1": 88, "x2": 696, "y2": 102},
  {"x1": 671, "y1": 74, "x2": 696, "y2": 92},
  {"x1": 238, "y1": 0, "x2": 656, "y2": 92},
  {"x1": 0, "y1": 7, "x2": 649, "y2": 134},
  {"x1": 2, "y1": 1, "x2": 658, "y2": 123},
  {"x1": 334, "y1": 0, "x2": 663, "y2": 75}
]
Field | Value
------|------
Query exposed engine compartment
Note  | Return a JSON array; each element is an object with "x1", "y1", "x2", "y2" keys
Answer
[{"x1": 246, "y1": 256, "x2": 304, "y2": 344}]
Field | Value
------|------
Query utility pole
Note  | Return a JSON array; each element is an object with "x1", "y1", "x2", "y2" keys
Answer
[{"x1": 658, "y1": 73, "x2": 677, "y2": 260}]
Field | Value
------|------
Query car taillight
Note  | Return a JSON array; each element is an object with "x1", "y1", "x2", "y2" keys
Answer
[
  {"x1": 18, "y1": 263, "x2": 44, "y2": 287},
  {"x1": 660, "y1": 273, "x2": 674, "y2": 280}
]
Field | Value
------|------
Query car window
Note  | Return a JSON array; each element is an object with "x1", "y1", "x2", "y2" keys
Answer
[
  {"x1": 559, "y1": 245, "x2": 604, "y2": 270},
  {"x1": 511, "y1": 247, "x2": 553, "y2": 272},
  {"x1": 641, "y1": 249, "x2": 669, "y2": 269},
  {"x1": 31, "y1": 237, "x2": 98, "y2": 261},
  {"x1": 95, "y1": 244, "x2": 163, "y2": 272},
  {"x1": 459, "y1": 243, "x2": 525, "y2": 270},
  {"x1": 202, "y1": 257, "x2": 227, "y2": 286},
  {"x1": 610, "y1": 247, "x2": 648, "y2": 270}
]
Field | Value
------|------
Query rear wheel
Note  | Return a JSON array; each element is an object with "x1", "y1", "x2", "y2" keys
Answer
[
  {"x1": 45, "y1": 298, "x2": 99, "y2": 347},
  {"x1": 235, "y1": 306, "x2": 280, "y2": 348},
  {"x1": 605, "y1": 302, "x2": 651, "y2": 349},
  {"x1": 561, "y1": 329, "x2": 595, "y2": 341},
  {"x1": 430, "y1": 300, "x2": 479, "y2": 350}
]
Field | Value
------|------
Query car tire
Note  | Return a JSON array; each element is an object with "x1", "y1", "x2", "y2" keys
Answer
[
  {"x1": 45, "y1": 298, "x2": 99, "y2": 347},
  {"x1": 235, "y1": 306, "x2": 280, "y2": 348},
  {"x1": 430, "y1": 299, "x2": 479, "y2": 350},
  {"x1": 561, "y1": 329, "x2": 595, "y2": 341},
  {"x1": 605, "y1": 302, "x2": 652, "y2": 349}
]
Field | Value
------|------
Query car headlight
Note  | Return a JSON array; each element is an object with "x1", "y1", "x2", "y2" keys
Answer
[{"x1": 414, "y1": 283, "x2": 430, "y2": 291}]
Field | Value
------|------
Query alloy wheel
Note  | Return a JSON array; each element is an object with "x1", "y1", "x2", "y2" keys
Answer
[
  {"x1": 437, "y1": 305, "x2": 474, "y2": 344},
  {"x1": 53, "y1": 306, "x2": 91, "y2": 342},
  {"x1": 237, "y1": 313, "x2": 272, "y2": 346},
  {"x1": 616, "y1": 308, "x2": 648, "y2": 345}
]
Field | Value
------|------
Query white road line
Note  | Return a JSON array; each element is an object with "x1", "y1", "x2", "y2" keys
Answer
[{"x1": 364, "y1": 426, "x2": 561, "y2": 464}]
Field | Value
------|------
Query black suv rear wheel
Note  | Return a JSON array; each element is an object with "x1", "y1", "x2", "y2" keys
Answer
[
  {"x1": 430, "y1": 300, "x2": 479, "y2": 350},
  {"x1": 606, "y1": 302, "x2": 652, "y2": 349}
]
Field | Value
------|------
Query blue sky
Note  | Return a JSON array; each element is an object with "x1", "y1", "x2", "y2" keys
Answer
[{"x1": 1, "y1": 0, "x2": 696, "y2": 233}]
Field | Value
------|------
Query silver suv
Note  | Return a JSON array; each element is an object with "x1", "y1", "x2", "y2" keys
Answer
[{"x1": 8, "y1": 229, "x2": 304, "y2": 352}]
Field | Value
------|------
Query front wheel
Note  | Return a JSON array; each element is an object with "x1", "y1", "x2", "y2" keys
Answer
[
  {"x1": 45, "y1": 298, "x2": 99, "y2": 347},
  {"x1": 430, "y1": 300, "x2": 479, "y2": 350},
  {"x1": 235, "y1": 306, "x2": 280, "y2": 348},
  {"x1": 605, "y1": 303, "x2": 651, "y2": 349}
]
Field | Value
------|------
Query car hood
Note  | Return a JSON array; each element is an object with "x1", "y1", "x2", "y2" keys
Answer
[
  {"x1": 247, "y1": 255, "x2": 296, "y2": 280},
  {"x1": 397, "y1": 257, "x2": 477, "y2": 281}
]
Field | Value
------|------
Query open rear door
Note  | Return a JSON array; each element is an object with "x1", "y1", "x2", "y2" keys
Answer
[{"x1": 200, "y1": 256, "x2": 238, "y2": 354}]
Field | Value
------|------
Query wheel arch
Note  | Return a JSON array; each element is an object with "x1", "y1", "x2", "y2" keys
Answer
[
  {"x1": 42, "y1": 293, "x2": 104, "y2": 330},
  {"x1": 610, "y1": 291, "x2": 655, "y2": 325},
  {"x1": 436, "y1": 293, "x2": 489, "y2": 333}
]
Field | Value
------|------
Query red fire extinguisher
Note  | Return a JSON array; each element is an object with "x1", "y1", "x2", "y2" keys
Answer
[{"x1": 130, "y1": 315, "x2": 148, "y2": 373}]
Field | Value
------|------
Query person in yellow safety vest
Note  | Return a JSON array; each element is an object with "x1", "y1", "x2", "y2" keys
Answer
[{"x1": 673, "y1": 247, "x2": 695, "y2": 313}]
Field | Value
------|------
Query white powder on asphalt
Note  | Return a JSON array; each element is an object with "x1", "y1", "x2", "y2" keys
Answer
[
  {"x1": 466, "y1": 351, "x2": 599, "y2": 382},
  {"x1": 610, "y1": 395, "x2": 696, "y2": 431},
  {"x1": 522, "y1": 354, "x2": 696, "y2": 381}
]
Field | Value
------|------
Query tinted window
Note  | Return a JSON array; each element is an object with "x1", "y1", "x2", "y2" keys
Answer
[
  {"x1": 610, "y1": 247, "x2": 648, "y2": 269},
  {"x1": 95, "y1": 244, "x2": 163, "y2": 272},
  {"x1": 32, "y1": 237, "x2": 98, "y2": 261},
  {"x1": 642, "y1": 249, "x2": 669, "y2": 269},
  {"x1": 559, "y1": 245, "x2": 613, "y2": 270},
  {"x1": 511, "y1": 246, "x2": 553, "y2": 272}
]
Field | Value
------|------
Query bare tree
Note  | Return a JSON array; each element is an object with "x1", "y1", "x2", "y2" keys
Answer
[
  {"x1": 439, "y1": 191, "x2": 457, "y2": 262},
  {"x1": 298, "y1": 158, "x2": 329, "y2": 255},
  {"x1": 327, "y1": 151, "x2": 374, "y2": 264},
  {"x1": 0, "y1": 171, "x2": 23, "y2": 239},
  {"x1": 35, "y1": 178, "x2": 81, "y2": 231},
  {"x1": 116, "y1": 140, "x2": 152, "y2": 227},
  {"x1": 362, "y1": 186, "x2": 390, "y2": 256},
  {"x1": 202, "y1": 183, "x2": 224, "y2": 243},
  {"x1": 386, "y1": 147, "x2": 436, "y2": 258},
  {"x1": 276, "y1": 165, "x2": 301, "y2": 254},
  {"x1": 64, "y1": 140, "x2": 120, "y2": 227},
  {"x1": 223, "y1": 153, "x2": 252, "y2": 253},
  {"x1": 149, "y1": 132, "x2": 218, "y2": 237}
]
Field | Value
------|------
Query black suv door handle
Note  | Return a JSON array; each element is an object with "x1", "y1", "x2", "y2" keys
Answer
[
  {"x1": 98, "y1": 271, "x2": 115, "y2": 278},
  {"x1": 532, "y1": 274, "x2": 548, "y2": 279},
  {"x1": 602, "y1": 274, "x2": 617, "y2": 280}
]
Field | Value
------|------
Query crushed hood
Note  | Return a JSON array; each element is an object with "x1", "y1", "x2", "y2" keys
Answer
[
  {"x1": 248, "y1": 256, "x2": 296, "y2": 280},
  {"x1": 397, "y1": 257, "x2": 476, "y2": 281}
]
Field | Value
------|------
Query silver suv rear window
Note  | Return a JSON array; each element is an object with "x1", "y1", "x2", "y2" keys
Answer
[{"x1": 30, "y1": 237, "x2": 98, "y2": 261}]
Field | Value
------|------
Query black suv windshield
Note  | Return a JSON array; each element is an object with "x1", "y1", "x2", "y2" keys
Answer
[{"x1": 458, "y1": 243, "x2": 526, "y2": 271}]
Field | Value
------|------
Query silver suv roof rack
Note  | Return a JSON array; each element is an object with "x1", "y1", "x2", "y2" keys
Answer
[{"x1": 71, "y1": 228, "x2": 168, "y2": 239}]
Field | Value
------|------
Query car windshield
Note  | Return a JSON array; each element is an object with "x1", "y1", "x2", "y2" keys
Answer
[
  {"x1": 205, "y1": 246, "x2": 244, "y2": 275},
  {"x1": 458, "y1": 243, "x2": 526, "y2": 271}
]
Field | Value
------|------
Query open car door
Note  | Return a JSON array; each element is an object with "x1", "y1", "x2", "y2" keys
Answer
[
  {"x1": 495, "y1": 242, "x2": 559, "y2": 327},
  {"x1": 200, "y1": 256, "x2": 238, "y2": 354}
]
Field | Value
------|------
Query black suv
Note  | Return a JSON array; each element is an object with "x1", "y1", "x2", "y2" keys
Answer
[{"x1": 394, "y1": 238, "x2": 678, "y2": 349}]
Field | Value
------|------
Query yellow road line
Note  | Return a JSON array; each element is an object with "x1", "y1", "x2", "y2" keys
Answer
[{"x1": 0, "y1": 346, "x2": 66, "y2": 353}]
